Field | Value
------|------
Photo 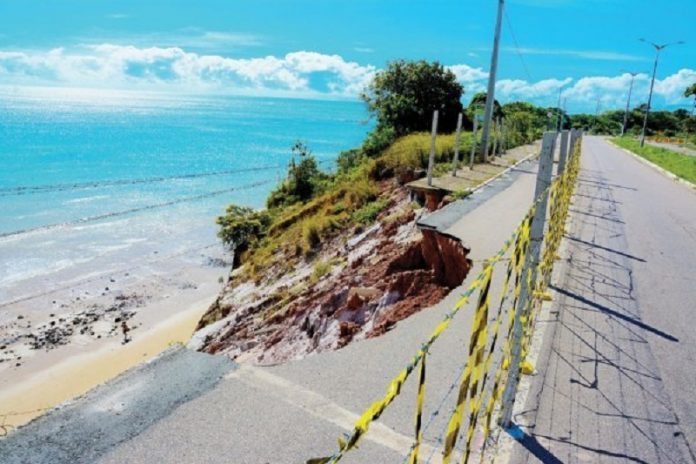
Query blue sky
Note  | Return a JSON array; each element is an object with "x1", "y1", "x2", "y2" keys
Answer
[{"x1": 0, "y1": 0, "x2": 694, "y2": 112}]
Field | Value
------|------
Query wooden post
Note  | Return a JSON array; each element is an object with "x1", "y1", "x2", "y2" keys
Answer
[
  {"x1": 451, "y1": 112, "x2": 463, "y2": 176},
  {"x1": 426, "y1": 110, "x2": 439, "y2": 187}
]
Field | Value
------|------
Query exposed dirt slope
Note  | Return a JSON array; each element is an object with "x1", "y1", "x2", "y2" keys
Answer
[{"x1": 193, "y1": 183, "x2": 471, "y2": 365}]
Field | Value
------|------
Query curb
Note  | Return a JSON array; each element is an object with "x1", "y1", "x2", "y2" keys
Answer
[
  {"x1": 417, "y1": 143, "x2": 540, "y2": 233},
  {"x1": 488, "y1": 234, "x2": 570, "y2": 463},
  {"x1": 607, "y1": 140, "x2": 696, "y2": 191},
  {"x1": 471, "y1": 148, "x2": 539, "y2": 195},
  {"x1": 484, "y1": 182, "x2": 576, "y2": 463}
]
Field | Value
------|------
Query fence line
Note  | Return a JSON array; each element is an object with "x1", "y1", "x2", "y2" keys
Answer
[{"x1": 308, "y1": 130, "x2": 582, "y2": 464}]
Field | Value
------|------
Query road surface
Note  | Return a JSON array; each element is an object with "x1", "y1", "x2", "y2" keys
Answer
[{"x1": 510, "y1": 136, "x2": 696, "y2": 463}]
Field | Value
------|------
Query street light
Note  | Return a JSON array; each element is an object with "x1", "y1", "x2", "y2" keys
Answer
[
  {"x1": 620, "y1": 70, "x2": 640, "y2": 136},
  {"x1": 638, "y1": 38, "x2": 685, "y2": 147}
]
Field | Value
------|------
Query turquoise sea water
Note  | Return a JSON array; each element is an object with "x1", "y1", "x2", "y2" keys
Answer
[{"x1": 0, "y1": 89, "x2": 370, "y2": 292}]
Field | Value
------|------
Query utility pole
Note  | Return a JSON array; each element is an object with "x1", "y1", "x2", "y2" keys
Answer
[
  {"x1": 479, "y1": 0, "x2": 505, "y2": 162},
  {"x1": 621, "y1": 71, "x2": 639, "y2": 136},
  {"x1": 594, "y1": 99, "x2": 601, "y2": 134},
  {"x1": 639, "y1": 38, "x2": 685, "y2": 147}
]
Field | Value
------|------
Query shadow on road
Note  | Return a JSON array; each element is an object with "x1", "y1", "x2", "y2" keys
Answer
[{"x1": 510, "y1": 166, "x2": 691, "y2": 464}]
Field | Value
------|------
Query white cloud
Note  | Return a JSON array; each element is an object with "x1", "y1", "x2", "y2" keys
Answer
[
  {"x1": 560, "y1": 69, "x2": 696, "y2": 110},
  {"x1": 0, "y1": 45, "x2": 692, "y2": 111},
  {"x1": 448, "y1": 64, "x2": 488, "y2": 82},
  {"x1": 653, "y1": 69, "x2": 696, "y2": 104},
  {"x1": 496, "y1": 77, "x2": 572, "y2": 100},
  {"x1": 0, "y1": 45, "x2": 377, "y2": 98},
  {"x1": 503, "y1": 46, "x2": 644, "y2": 62}
]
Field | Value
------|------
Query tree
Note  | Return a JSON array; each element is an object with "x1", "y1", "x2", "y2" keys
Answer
[
  {"x1": 216, "y1": 205, "x2": 272, "y2": 265},
  {"x1": 361, "y1": 60, "x2": 464, "y2": 136},
  {"x1": 468, "y1": 92, "x2": 503, "y2": 121},
  {"x1": 267, "y1": 141, "x2": 328, "y2": 208},
  {"x1": 685, "y1": 83, "x2": 696, "y2": 98}
]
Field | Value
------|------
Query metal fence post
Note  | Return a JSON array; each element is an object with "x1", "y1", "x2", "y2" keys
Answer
[
  {"x1": 452, "y1": 112, "x2": 463, "y2": 176},
  {"x1": 427, "y1": 110, "x2": 439, "y2": 187},
  {"x1": 469, "y1": 117, "x2": 478, "y2": 170},
  {"x1": 499, "y1": 131, "x2": 556, "y2": 428},
  {"x1": 558, "y1": 130, "x2": 570, "y2": 174}
]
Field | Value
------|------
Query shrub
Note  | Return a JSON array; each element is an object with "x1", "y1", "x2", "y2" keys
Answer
[
  {"x1": 361, "y1": 125, "x2": 397, "y2": 156},
  {"x1": 352, "y1": 198, "x2": 389, "y2": 225},
  {"x1": 336, "y1": 148, "x2": 365, "y2": 174},
  {"x1": 310, "y1": 260, "x2": 332, "y2": 283},
  {"x1": 267, "y1": 141, "x2": 329, "y2": 209},
  {"x1": 216, "y1": 205, "x2": 272, "y2": 263},
  {"x1": 302, "y1": 218, "x2": 322, "y2": 251}
]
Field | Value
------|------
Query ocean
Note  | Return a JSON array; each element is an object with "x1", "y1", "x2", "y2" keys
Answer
[{"x1": 0, "y1": 88, "x2": 371, "y2": 300}]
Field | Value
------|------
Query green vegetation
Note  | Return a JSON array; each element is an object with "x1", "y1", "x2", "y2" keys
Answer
[
  {"x1": 267, "y1": 141, "x2": 329, "y2": 208},
  {"x1": 571, "y1": 81, "x2": 696, "y2": 145},
  {"x1": 685, "y1": 83, "x2": 696, "y2": 99},
  {"x1": 362, "y1": 60, "x2": 464, "y2": 135},
  {"x1": 352, "y1": 198, "x2": 390, "y2": 225},
  {"x1": 216, "y1": 205, "x2": 272, "y2": 265},
  {"x1": 612, "y1": 137, "x2": 696, "y2": 184},
  {"x1": 216, "y1": 59, "x2": 555, "y2": 284}
]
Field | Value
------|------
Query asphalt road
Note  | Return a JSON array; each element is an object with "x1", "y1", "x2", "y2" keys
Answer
[
  {"x1": 510, "y1": 136, "x2": 696, "y2": 463},
  {"x1": 0, "y1": 347, "x2": 235, "y2": 464}
]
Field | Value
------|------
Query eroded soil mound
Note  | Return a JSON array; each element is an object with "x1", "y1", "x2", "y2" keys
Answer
[{"x1": 193, "y1": 185, "x2": 471, "y2": 365}]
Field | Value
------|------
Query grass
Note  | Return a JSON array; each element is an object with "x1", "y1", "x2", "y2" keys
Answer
[
  {"x1": 352, "y1": 198, "x2": 390, "y2": 225},
  {"x1": 612, "y1": 137, "x2": 696, "y2": 185},
  {"x1": 378, "y1": 131, "x2": 478, "y2": 172}
]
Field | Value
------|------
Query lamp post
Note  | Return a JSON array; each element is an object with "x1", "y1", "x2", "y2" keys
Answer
[
  {"x1": 479, "y1": 0, "x2": 505, "y2": 162},
  {"x1": 621, "y1": 71, "x2": 639, "y2": 136},
  {"x1": 639, "y1": 39, "x2": 685, "y2": 147}
]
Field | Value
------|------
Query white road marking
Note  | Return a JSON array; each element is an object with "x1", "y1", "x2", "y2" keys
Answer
[{"x1": 225, "y1": 365, "x2": 443, "y2": 462}]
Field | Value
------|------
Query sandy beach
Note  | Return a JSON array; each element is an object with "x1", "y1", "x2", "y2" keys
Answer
[{"x1": 0, "y1": 241, "x2": 229, "y2": 433}]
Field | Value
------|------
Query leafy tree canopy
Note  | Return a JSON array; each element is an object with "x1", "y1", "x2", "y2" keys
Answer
[
  {"x1": 684, "y1": 82, "x2": 696, "y2": 98},
  {"x1": 216, "y1": 205, "x2": 272, "y2": 261},
  {"x1": 361, "y1": 60, "x2": 464, "y2": 136},
  {"x1": 468, "y1": 92, "x2": 504, "y2": 121}
]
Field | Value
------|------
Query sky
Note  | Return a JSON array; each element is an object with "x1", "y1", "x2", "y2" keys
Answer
[{"x1": 0, "y1": 0, "x2": 694, "y2": 113}]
